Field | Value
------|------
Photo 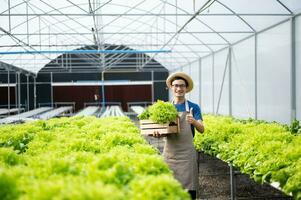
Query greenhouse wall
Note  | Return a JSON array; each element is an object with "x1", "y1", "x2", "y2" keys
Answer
[
  {"x1": 213, "y1": 49, "x2": 229, "y2": 116},
  {"x1": 231, "y1": 37, "x2": 255, "y2": 119},
  {"x1": 190, "y1": 60, "x2": 201, "y2": 107},
  {"x1": 257, "y1": 21, "x2": 291, "y2": 124},
  {"x1": 200, "y1": 56, "x2": 213, "y2": 114},
  {"x1": 174, "y1": 16, "x2": 300, "y2": 125}
]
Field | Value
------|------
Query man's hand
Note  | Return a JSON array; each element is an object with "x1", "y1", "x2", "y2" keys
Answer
[
  {"x1": 186, "y1": 108, "x2": 195, "y2": 124},
  {"x1": 186, "y1": 108, "x2": 205, "y2": 133},
  {"x1": 152, "y1": 130, "x2": 162, "y2": 138}
]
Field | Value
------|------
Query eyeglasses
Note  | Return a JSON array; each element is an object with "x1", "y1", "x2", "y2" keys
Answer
[{"x1": 171, "y1": 84, "x2": 186, "y2": 88}]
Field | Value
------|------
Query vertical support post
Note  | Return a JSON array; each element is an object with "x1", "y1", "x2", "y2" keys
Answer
[
  {"x1": 254, "y1": 34, "x2": 258, "y2": 120},
  {"x1": 26, "y1": 1, "x2": 29, "y2": 44},
  {"x1": 151, "y1": 70, "x2": 154, "y2": 103},
  {"x1": 229, "y1": 47, "x2": 232, "y2": 116},
  {"x1": 69, "y1": 54, "x2": 72, "y2": 72},
  {"x1": 50, "y1": 72, "x2": 53, "y2": 107},
  {"x1": 8, "y1": 0, "x2": 11, "y2": 32},
  {"x1": 229, "y1": 165, "x2": 236, "y2": 200},
  {"x1": 7, "y1": 68, "x2": 10, "y2": 115},
  {"x1": 163, "y1": 1, "x2": 166, "y2": 45},
  {"x1": 291, "y1": 17, "x2": 296, "y2": 122},
  {"x1": 216, "y1": 49, "x2": 230, "y2": 115},
  {"x1": 175, "y1": 0, "x2": 178, "y2": 33},
  {"x1": 15, "y1": 73, "x2": 17, "y2": 109},
  {"x1": 156, "y1": 13, "x2": 158, "y2": 50},
  {"x1": 39, "y1": 16, "x2": 41, "y2": 51},
  {"x1": 34, "y1": 76, "x2": 37, "y2": 109},
  {"x1": 188, "y1": 64, "x2": 191, "y2": 100},
  {"x1": 212, "y1": 53, "x2": 215, "y2": 114},
  {"x1": 26, "y1": 74, "x2": 29, "y2": 111},
  {"x1": 101, "y1": 71, "x2": 105, "y2": 109},
  {"x1": 48, "y1": 26, "x2": 51, "y2": 48},
  {"x1": 199, "y1": 58, "x2": 202, "y2": 106},
  {"x1": 136, "y1": 53, "x2": 139, "y2": 70},
  {"x1": 17, "y1": 72, "x2": 21, "y2": 114}
]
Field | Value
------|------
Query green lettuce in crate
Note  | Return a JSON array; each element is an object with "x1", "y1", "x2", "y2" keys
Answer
[
  {"x1": 139, "y1": 100, "x2": 177, "y2": 124},
  {"x1": 138, "y1": 108, "x2": 150, "y2": 120}
]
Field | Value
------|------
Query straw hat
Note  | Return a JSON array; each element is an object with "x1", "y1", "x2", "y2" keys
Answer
[{"x1": 166, "y1": 72, "x2": 193, "y2": 93}]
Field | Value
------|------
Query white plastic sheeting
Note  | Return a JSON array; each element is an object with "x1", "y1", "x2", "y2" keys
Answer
[
  {"x1": 1, "y1": 0, "x2": 301, "y2": 124},
  {"x1": 200, "y1": 56, "x2": 213, "y2": 114},
  {"x1": 257, "y1": 21, "x2": 291, "y2": 124},
  {"x1": 171, "y1": 14, "x2": 301, "y2": 124},
  {"x1": 231, "y1": 37, "x2": 255, "y2": 119},
  {"x1": 213, "y1": 49, "x2": 229, "y2": 115},
  {"x1": 1, "y1": 0, "x2": 300, "y2": 73},
  {"x1": 190, "y1": 60, "x2": 200, "y2": 106}
]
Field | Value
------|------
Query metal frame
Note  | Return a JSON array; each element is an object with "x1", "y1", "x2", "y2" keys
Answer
[
  {"x1": 254, "y1": 33, "x2": 258, "y2": 120},
  {"x1": 182, "y1": 11, "x2": 300, "y2": 122},
  {"x1": 0, "y1": 0, "x2": 299, "y2": 121},
  {"x1": 291, "y1": 16, "x2": 296, "y2": 121},
  {"x1": 2, "y1": 0, "x2": 292, "y2": 73}
]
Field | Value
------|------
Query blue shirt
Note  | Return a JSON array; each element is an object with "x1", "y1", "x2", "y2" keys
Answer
[{"x1": 174, "y1": 100, "x2": 203, "y2": 137}]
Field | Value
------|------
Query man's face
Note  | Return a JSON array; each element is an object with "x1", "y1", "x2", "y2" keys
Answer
[{"x1": 171, "y1": 79, "x2": 187, "y2": 98}]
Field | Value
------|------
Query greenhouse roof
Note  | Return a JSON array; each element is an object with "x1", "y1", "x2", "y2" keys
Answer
[
  {"x1": 0, "y1": 0, "x2": 300, "y2": 74},
  {"x1": 39, "y1": 44, "x2": 167, "y2": 73}
]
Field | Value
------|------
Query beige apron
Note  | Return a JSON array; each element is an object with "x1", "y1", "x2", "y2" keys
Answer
[{"x1": 163, "y1": 100, "x2": 199, "y2": 193}]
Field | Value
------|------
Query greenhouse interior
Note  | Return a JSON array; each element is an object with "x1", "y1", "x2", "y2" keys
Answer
[{"x1": 0, "y1": 0, "x2": 300, "y2": 199}]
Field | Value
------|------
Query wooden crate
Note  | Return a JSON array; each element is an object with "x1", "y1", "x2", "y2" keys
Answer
[{"x1": 139, "y1": 117, "x2": 180, "y2": 135}]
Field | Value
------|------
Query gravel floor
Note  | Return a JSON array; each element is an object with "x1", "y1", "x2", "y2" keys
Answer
[{"x1": 198, "y1": 152, "x2": 293, "y2": 200}]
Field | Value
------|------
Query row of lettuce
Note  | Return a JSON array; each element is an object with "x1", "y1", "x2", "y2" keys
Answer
[
  {"x1": 0, "y1": 116, "x2": 190, "y2": 200},
  {"x1": 194, "y1": 115, "x2": 301, "y2": 200}
]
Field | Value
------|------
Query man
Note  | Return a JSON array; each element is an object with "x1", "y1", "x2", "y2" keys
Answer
[{"x1": 154, "y1": 72, "x2": 204, "y2": 199}]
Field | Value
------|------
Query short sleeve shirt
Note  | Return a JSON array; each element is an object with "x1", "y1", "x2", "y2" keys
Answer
[{"x1": 174, "y1": 100, "x2": 203, "y2": 137}]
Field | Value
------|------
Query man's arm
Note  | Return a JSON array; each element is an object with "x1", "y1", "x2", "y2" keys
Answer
[
  {"x1": 186, "y1": 113, "x2": 204, "y2": 133},
  {"x1": 192, "y1": 119, "x2": 204, "y2": 133},
  {"x1": 186, "y1": 104, "x2": 205, "y2": 133}
]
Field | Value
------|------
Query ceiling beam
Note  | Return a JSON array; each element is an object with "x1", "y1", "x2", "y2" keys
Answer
[
  {"x1": 0, "y1": 31, "x2": 254, "y2": 36},
  {"x1": 0, "y1": 13, "x2": 293, "y2": 16}
]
